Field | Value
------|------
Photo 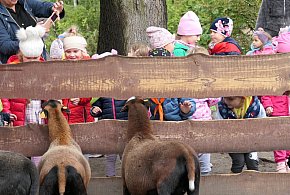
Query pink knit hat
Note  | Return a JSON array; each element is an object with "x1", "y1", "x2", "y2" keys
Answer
[
  {"x1": 146, "y1": 26, "x2": 175, "y2": 48},
  {"x1": 273, "y1": 26, "x2": 290, "y2": 53},
  {"x1": 177, "y1": 11, "x2": 202, "y2": 36}
]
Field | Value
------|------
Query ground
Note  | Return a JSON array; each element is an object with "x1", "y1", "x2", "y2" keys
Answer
[{"x1": 89, "y1": 152, "x2": 276, "y2": 177}]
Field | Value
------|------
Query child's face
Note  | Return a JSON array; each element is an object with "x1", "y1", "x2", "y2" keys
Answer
[
  {"x1": 65, "y1": 48, "x2": 84, "y2": 61},
  {"x1": 183, "y1": 35, "x2": 201, "y2": 45},
  {"x1": 210, "y1": 30, "x2": 225, "y2": 44},
  {"x1": 223, "y1": 97, "x2": 244, "y2": 109},
  {"x1": 252, "y1": 35, "x2": 263, "y2": 49}
]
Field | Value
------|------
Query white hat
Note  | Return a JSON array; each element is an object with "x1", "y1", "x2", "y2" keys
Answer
[
  {"x1": 63, "y1": 36, "x2": 87, "y2": 52},
  {"x1": 146, "y1": 26, "x2": 175, "y2": 48},
  {"x1": 16, "y1": 26, "x2": 45, "y2": 58}
]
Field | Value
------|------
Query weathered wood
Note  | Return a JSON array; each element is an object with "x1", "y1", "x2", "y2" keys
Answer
[
  {"x1": 0, "y1": 53, "x2": 289, "y2": 99},
  {"x1": 87, "y1": 171, "x2": 290, "y2": 195},
  {"x1": 1, "y1": 117, "x2": 289, "y2": 156}
]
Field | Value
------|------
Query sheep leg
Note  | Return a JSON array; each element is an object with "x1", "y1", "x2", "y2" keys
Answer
[{"x1": 123, "y1": 186, "x2": 131, "y2": 195}]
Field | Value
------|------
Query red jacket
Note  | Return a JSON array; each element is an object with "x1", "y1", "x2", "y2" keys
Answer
[
  {"x1": 62, "y1": 98, "x2": 94, "y2": 124},
  {"x1": 2, "y1": 98, "x2": 27, "y2": 126},
  {"x1": 261, "y1": 95, "x2": 289, "y2": 116}
]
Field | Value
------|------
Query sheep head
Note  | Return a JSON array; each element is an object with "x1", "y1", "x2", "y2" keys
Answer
[
  {"x1": 40, "y1": 100, "x2": 70, "y2": 118},
  {"x1": 121, "y1": 96, "x2": 150, "y2": 112}
]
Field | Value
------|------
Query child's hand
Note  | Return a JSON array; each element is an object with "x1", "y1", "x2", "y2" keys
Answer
[
  {"x1": 266, "y1": 107, "x2": 273, "y2": 116},
  {"x1": 92, "y1": 106, "x2": 102, "y2": 114},
  {"x1": 10, "y1": 113, "x2": 17, "y2": 121},
  {"x1": 180, "y1": 101, "x2": 192, "y2": 114},
  {"x1": 70, "y1": 98, "x2": 80, "y2": 105}
]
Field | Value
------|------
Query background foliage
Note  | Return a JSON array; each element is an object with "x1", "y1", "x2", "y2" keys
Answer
[
  {"x1": 46, "y1": 0, "x2": 262, "y2": 55},
  {"x1": 167, "y1": 0, "x2": 262, "y2": 53}
]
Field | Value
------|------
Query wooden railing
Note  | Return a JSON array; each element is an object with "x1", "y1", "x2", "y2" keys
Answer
[{"x1": 0, "y1": 54, "x2": 290, "y2": 194}]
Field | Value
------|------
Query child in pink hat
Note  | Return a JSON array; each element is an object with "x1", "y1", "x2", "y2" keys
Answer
[
  {"x1": 261, "y1": 26, "x2": 290, "y2": 173},
  {"x1": 174, "y1": 11, "x2": 202, "y2": 57},
  {"x1": 246, "y1": 28, "x2": 276, "y2": 55},
  {"x1": 273, "y1": 26, "x2": 290, "y2": 53}
]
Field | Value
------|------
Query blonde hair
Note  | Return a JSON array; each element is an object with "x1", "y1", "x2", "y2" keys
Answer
[
  {"x1": 129, "y1": 43, "x2": 150, "y2": 56},
  {"x1": 187, "y1": 46, "x2": 209, "y2": 55},
  {"x1": 65, "y1": 25, "x2": 80, "y2": 37}
]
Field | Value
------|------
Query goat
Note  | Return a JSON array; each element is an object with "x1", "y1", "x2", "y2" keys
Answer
[
  {"x1": 0, "y1": 150, "x2": 39, "y2": 195},
  {"x1": 38, "y1": 100, "x2": 91, "y2": 195},
  {"x1": 121, "y1": 97, "x2": 200, "y2": 195}
]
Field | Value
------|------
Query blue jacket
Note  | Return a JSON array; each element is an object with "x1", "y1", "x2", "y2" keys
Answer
[
  {"x1": 147, "y1": 98, "x2": 196, "y2": 121},
  {"x1": 0, "y1": 0, "x2": 64, "y2": 63},
  {"x1": 90, "y1": 98, "x2": 128, "y2": 120}
]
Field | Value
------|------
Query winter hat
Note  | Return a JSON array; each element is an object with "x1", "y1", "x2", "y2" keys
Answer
[
  {"x1": 49, "y1": 39, "x2": 64, "y2": 59},
  {"x1": 273, "y1": 26, "x2": 290, "y2": 53},
  {"x1": 91, "y1": 49, "x2": 118, "y2": 59},
  {"x1": 146, "y1": 26, "x2": 175, "y2": 48},
  {"x1": 63, "y1": 36, "x2": 87, "y2": 52},
  {"x1": 177, "y1": 11, "x2": 202, "y2": 36},
  {"x1": 210, "y1": 17, "x2": 233, "y2": 37},
  {"x1": 253, "y1": 28, "x2": 271, "y2": 45},
  {"x1": 16, "y1": 26, "x2": 45, "y2": 58}
]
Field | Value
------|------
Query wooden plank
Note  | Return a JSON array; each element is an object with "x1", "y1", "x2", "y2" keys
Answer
[
  {"x1": 0, "y1": 117, "x2": 289, "y2": 156},
  {"x1": 87, "y1": 171, "x2": 290, "y2": 195},
  {"x1": 0, "y1": 53, "x2": 289, "y2": 99}
]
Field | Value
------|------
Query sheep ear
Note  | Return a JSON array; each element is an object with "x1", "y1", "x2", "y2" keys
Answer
[
  {"x1": 61, "y1": 106, "x2": 70, "y2": 113},
  {"x1": 121, "y1": 105, "x2": 128, "y2": 112},
  {"x1": 39, "y1": 110, "x2": 48, "y2": 119},
  {"x1": 143, "y1": 99, "x2": 151, "y2": 108}
]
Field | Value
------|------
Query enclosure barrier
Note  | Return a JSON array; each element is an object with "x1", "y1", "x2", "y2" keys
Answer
[{"x1": 0, "y1": 54, "x2": 290, "y2": 194}]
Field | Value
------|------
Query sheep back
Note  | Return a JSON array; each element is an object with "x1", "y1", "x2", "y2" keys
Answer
[
  {"x1": 0, "y1": 150, "x2": 39, "y2": 195},
  {"x1": 122, "y1": 138, "x2": 199, "y2": 194},
  {"x1": 38, "y1": 145, "x2": 91, "y2": 188}
]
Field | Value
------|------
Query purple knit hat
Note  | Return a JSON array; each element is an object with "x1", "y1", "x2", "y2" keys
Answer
[
  {"x1": 253, "y1": 30, "x2": 270, "y2": 45},
  {"x1": 146, "y1": 26, "x2": 175, "y2": 48},
  {"x1": 210, "y1": 17, "x2": 233, "y2": 37},
  {"x1": 177, "y1": 11, "x2": 202, "y2": 36}
]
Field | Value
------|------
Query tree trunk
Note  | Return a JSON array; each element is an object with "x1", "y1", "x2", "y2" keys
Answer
[{"x1": 98, "y1": 0, "x2": 167, "y2": 55}]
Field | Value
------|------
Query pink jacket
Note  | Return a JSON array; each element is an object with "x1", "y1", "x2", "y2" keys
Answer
[
  {"x1": 191, "y1": 98, "x2": 220, "y2": 120},
  {"x1": 250, "y1": 45, "x2": 276, "y2": 55},
  {"x1": 261, "y1": 96, "x2": 289, "y2": 116}
]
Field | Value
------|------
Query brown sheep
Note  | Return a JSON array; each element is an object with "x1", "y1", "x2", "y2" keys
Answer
[
  {"x1": 121, "y1": 97, "x2": 200, "y2": 195},
  {"x1": 38, "y1": 100, "x2": 91, "y2": 195},
  {"x1": 0, "y1": 150, "x2": 39, "y2": 195}
]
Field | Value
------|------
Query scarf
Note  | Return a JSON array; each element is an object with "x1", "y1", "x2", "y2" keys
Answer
[{"x1": 151, "y1": 98, "x2": 165, "y2": 121}]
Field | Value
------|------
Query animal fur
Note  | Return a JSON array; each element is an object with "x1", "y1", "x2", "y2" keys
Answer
[
  {"x1": 0, "y1": 150, "x2": 39, "y2": 195},
  {"x1": 38, "y1": 100, "x2": 91, "y2": 195},
  {"x1": 122, "y1": 97, "x2": 200, "y2": 195}
]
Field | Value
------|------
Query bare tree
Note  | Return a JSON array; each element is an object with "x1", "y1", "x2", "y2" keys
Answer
[{"x1": 97, "y1": 0, "x2": 167, "y2": 55}]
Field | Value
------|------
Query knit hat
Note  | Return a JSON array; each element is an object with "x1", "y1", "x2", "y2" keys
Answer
[
  {"x1": 210, "y1": 17, "x2": 233, "y2": 37},
  {"x1": 253, "y1": 29, "x2": 270, "y2": 45},
  {"x1": 146, "y1": 26, "x2": 175, "y2": 48},
  {"x1": 63, "y1": 36, "x2": 87, "y2": 52},
  {"x1": 49, "y1": 39, "x2": 64, "y2": 59},
  {"x1": 177, "y1": 11, "x2": 202, "y2": 36},
  {"x1": 273, "y1": 26, "x2": 290, "y2": 53},
  {"x1": 16, "y1": 26, "x2": 45, "y2": 58}
]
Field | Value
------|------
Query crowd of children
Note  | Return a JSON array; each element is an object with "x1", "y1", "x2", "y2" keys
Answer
[{"x1": 1, "y1": 10, "x2": 290, "y2": 175}]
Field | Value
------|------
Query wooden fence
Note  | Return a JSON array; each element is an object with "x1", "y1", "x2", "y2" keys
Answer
[{"x1": 0, "y1": 54, "x2": 290, "y2": 194}]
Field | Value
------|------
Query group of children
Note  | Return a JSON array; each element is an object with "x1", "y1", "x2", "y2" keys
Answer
[{"x1": 1, "y1": 10, "x2": 290, "y2": 176}]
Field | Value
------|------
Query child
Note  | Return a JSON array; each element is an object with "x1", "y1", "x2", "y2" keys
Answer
[
  {"x1": 208, "y1": 17, "x2": 242, "y2": 55},
  {"x1": 246, "y1": 28, "x2": 276, "y2": 55},
  {"x1": 216, "y1": 96, "x2": 266, "y2": 173},
  {"x1": 128, "y1": 43, "x2": 150, "y2": 57},
  {"x1": 49, "y1": 33, "x2": 65, "y2": 60},
  {"x1": 90, "y1": 98, "x2": 127, "y2": 177},
  {"x1": 261, "y1": 26, "x2": 290, "y2": 173},
  {"x1": 273, "y1": 25, "x2": 290, "y2": 53},
  {"x1": 174, "y1": 11, "x2": 202, "y2": 57},
  {"x1": 146, "y1": 26, "x2": 175, "y2": 56}
]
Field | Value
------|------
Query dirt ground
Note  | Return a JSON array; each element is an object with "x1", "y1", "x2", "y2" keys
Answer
[{"x1": 89, "y1": 152, "x2": 276, "y2": 177}]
